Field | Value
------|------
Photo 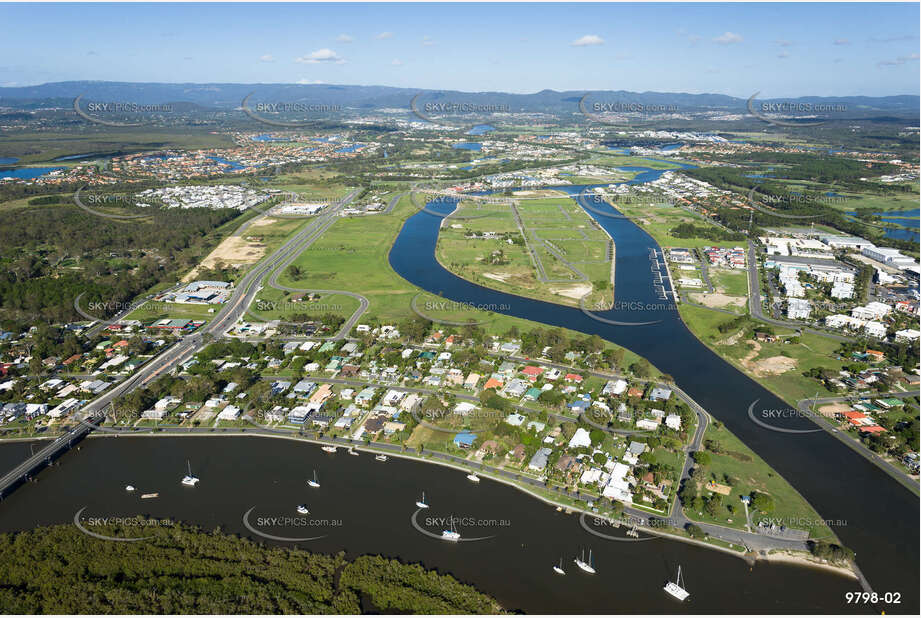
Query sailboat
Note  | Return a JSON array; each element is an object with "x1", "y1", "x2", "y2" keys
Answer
[
  {"x1": 552, "y1": 557, "x2": 566, "y2": 575},
  {"x1": 664, "y1": 565, "x2": 690, "y2": 601},
  {"x1": 466, "y1": 472, "x2": 480, "y2": 483},
  {"x1": 415, "y1": 491, "x2": 430, "y2": 509},
  {"x1": 296, "y1": 505, "x2": 310, "y2": 515},
  {"x1": 574, "y1": 549, "x2": 596, "y2": 574},
  {"x1": 125, "y1": 485, "x2": 136, "y2": 492},
  {"x1": 181, "y1": 460, "x2": 199, "y2": 486},
  {"x1": 307, "y1": 470, "x2": 320, "y2": 488},
  {"x1": 441, "y1": 517, "x2": 461, "y2": 542}
]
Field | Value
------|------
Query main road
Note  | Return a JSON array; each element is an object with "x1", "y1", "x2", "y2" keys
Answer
[{"x1": 72, "y1": 189, "x2": 362, "y2": 422}]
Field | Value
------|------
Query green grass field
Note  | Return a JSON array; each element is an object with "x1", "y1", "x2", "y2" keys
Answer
[
  {"x1": 275, "y1": 194, "x2": 662, "y2": 375},
  {"x1": 613, "y1": 201, "x2": 742, "y2": 249},
  {"x1": 710, "y1": 269, "x2": 750, "y2": 296},
  {"x1": 678, "y1": 303, "x2": 850, "y2": 404},
  {"x1": 435, "y1": 197, "x2": 613, "y2": 308},
  {"x1": 687, "y1": 420, "x2": 837, "y2": 540}
]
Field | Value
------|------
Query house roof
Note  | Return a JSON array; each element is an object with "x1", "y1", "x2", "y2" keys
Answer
[{"x1": 453, "y1": 432, "x2": 477, "y2": 446}]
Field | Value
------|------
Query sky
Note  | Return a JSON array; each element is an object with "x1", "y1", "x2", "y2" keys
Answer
[{"x1": 1, "y1": 2, "x2": 919, "y2": 97}]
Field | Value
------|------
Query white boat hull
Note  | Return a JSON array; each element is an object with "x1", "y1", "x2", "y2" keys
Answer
[
  {"x1": 664, "y1": 582, "x2": 690, "y2": 601},
  {"x1": 415, "y1": 502, "x2": 429, "y2": 508},
  {"x1": 574, "y1": 559, "x2": 595, "y2": 574},
  {"x1": 441, "y1": 532, "x2": 461, "y2": 542},
  {"x1": 466, "y1": 474, "x2": 480, "y2": 482},
  {"x1": 553, "y1": 566, "x2": 565, "y2": 575}
]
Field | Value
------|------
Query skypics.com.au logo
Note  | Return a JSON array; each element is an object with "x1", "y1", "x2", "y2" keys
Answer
[
  {"x1": 409, "y1": 93, "x2": 509, "y2": 131},
  {"x1": 73, "y1": 94, "x2": 175, "y2": 127},
  {"x1": 241, "y1": 92, "x2": 343, "y2": 128},
  {"x1": 746, "y1": 92, "x2": 848, "y2": 127},
  {"x1": 579, "y1": 94, "x2": 680, "y2": 127}
]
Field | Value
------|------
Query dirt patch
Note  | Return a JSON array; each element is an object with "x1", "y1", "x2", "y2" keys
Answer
[
  {"x1": 818, "y1": 403, "x2": 853, "y2": 417},
  {"x1": 513, "y1": 189, "x2": 567, "y2": 198},
  {"x1": 551, "y1": 283, "x2": 592, "y2": 300},
  {"x1": 183, "y1": 223, "x2": 271, "y2": 281},
  {"x1": 483, "y1": 272, "x2": 511, "y2": 283},
  {"x1": 739, "y1": 341, "x2": 797, "y2": 376},
  {"x1": 690, "y1": 292, "x2": 746, "y2": 309},
  {"x1": 716, "y1": 329, "x2": 746, "y2": 346}
]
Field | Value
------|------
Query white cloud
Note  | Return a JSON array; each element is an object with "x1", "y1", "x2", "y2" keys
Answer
[
  {"x1": 713, "y1": 32, "x2": 743, "y2": 45},
  {"x1": 833, "y1": 38, "x2": 851, "y2": 46},
  {"x1": 259, "y1": 54, "x2": 275, "y2": 63},
  {"x1": 336, "y1": 34, "x2": 353, "y2": 43},
  {"x1": 877, "y1": 53, "x2": 920, "y2": 67},
  {"x1": 376, "y1": 31, "x2": 393, "y2": 40},
  {"x1": 391, "y1": 58, "x2": 403, "y2": 66},
  {"x1": 571, "y1": 34, "x2": 604, "y2": 47},
  {"x1": 295, "y1": 49, "x2": 346, "y2": 65}
]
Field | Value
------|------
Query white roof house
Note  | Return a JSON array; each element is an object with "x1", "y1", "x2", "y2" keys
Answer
[{"x1": 568, "y1": 427, "x2": 592, "y2": 449}]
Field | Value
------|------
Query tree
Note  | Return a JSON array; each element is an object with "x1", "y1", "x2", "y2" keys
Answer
[
  {"x1": 589, "y1": 429, "x2": 605, "y2": 445},
  {"x1": 629, "y1": 359, "x2": 652, "y2": 379},
  {"x1": 750, "y1": 491, "x2": 775, "y2": 513},
  {"x1": 692, "y1": 451, "x2": 711, "y2": 466},
  {"x1": 686, "y1": 523, "x2": 706, "y2": 539}
]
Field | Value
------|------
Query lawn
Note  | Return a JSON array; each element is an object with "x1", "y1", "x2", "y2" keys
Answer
[
  {"x1": 435, "y1": 197, "x2": 614, "y2": 308},
  {"x1": 275, "y1": 194, "x2": 664, "y2": 376},
  {"x1": 687, "y1": 419, "x2": 837, "y2": 541},
  {"x1": 678, "y1": 303, "x2": 851, "y2": 405},
  {"x1": 710, "y1": 269, "x2": 750, "y2": 296},
  {"x1": 613, "y1": 202, "x2": 742, "y2": 250}
]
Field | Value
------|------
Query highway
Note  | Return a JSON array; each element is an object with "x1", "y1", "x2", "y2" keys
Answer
[{"x1": 56, "y1": 189, "x2": 364, "y2": 436}]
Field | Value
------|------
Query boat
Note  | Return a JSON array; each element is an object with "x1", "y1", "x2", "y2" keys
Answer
[
  {"x1": 415, "y1": 491, "x2": 429, "y2": 509},
  {"x1": 664, "y1": 565, "x2": 690, "y2": 601},
  {"x1": 140, "y1": 493, "x2": 159, "y2": 499},
  {"x1": 307, "y1": 470, "x2": 321, "y2": 488},
  {"x1": 181, "y1": 460, "x2": 199, "y2": 486},
  {"x1": 347, "y1": 447, "x2": 359, "y2": 456},
  {"x1": 466, "y1": 473, "x2": 480, "y2": 483},
  {"x1": 321, "y1": 446, "x2": 337, "y2": 453},
  {"x1": 552, "y1": 557, "x2": 566, "y2": 575},
  {"x1": 574, "y1": 549, "x2": 596, "y2": 574},
  {"x1": 125, "y1": 485, "x2": 135, "y2": 492},
  {"x1": 441, "y1": 518, "x2": 461, "y2": 542},
  {"x1": 375, "y1": 454, "x2": 388, "y2": 462},
  {"x1": 296, "y1": 505, "x2": 309, "y2": 515}
]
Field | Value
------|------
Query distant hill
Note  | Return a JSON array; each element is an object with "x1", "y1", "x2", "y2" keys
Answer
[{"x1": 0, "y1": 81, "x2": 917, "y2": 116}]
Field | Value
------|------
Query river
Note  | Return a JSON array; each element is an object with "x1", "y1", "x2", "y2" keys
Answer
[
  {"x1": 0, "y1": 436, "x2": 863, "y2": 614},
  {"x1": 386, "y1": 178, "x2": 919, "y2": 611},
  {"x1": 0, "y1": 164, "x2": 915, "y2": 613}
]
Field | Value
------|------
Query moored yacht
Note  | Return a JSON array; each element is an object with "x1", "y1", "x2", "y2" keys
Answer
[
  {"x1": 664, "y1": 565, "x2": 690, "y2": 601},
  {"x1": 441, "y1": 518, "x2": 461, "y2": 542},
  {"x1": 574, "y1": 549, "x2": 596, "y2": 574},
  {"x1": 181, "y1": 460, "x2": 199, "y2": 486}
]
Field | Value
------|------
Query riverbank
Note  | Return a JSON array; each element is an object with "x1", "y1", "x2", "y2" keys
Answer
[{"x1": 71, "y1": 428, "x2": 858, "y2": 581}]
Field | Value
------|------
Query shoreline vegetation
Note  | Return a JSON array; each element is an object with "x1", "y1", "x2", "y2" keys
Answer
[{"x1": 0, "y1": 522, "x2": 505, "y2": 614}]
